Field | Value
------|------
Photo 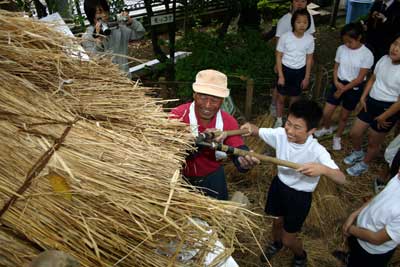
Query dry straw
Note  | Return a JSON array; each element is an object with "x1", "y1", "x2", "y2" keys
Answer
[{"x1": 0, "y1": 10, "x2": 262, "y2": 267}]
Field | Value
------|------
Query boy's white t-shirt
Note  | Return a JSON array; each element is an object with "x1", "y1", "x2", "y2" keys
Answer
[
  {"x1": 258, "y1": 128, "x2": 339, "y2": 192},
  {"x1": 275, "y1": 12, "x2": 316, "y2": 37},
  {"x1": 335, "y1": 44, "x2": 374, "y2": 85},
  {"x1": 357, "y1": 175, "x2": 400, "y2": 254},
  {"x1": 369, "y1": 55, "x2": 400, "y2": 102},
  {"x1": 277, "y1": 31, "x2": 315, "y2": 70}
]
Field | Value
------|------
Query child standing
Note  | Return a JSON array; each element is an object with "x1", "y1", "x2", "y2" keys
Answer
[
  {"x1": 241, "y1": 99, "x2": 346, "y2": 267},
  {"x1": 344, "y1": 35, "x2": 400, "y2": 176},
  {"x1": 275, "y1": 9, "x2": 314, "y2": 128},
  {"x1": 314, "y1": 23, "x2": 374, "y2": 150},
  {"x1": 269, "y1": 0, "x2": 316, "y2": 119}
]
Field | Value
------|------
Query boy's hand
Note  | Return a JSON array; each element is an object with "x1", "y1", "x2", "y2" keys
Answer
[
  {"x1": 301, "y1": 77, "x2": 309, "y2": 90},
  {"x1": 375, "y1": 114, "x2": 391, "y2": 130},
  {"x1": 296, "y1": 163, "x2": 326, "y2": 177},
  {"x1": 342, "y1": 212, "x2": 357, "y2": 237},
  {"x1": 278, "y1": 76, "x2": 285, "y2": 87},
  {"x1": 238, "y1": 152, "x2": 260, "y2": 169},
  {"x1": 240, "y1": 123, "x2": 259, "y2": 137}
]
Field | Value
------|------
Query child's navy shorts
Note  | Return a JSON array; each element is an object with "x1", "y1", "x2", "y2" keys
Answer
[
  {"x1": 265, "y1": 176, "x2": 312, "y2": 233},
  {"x1": 277, "y1": 65, "x2": 306, "y2": 97},
  {"x1": 326, "y1": 79, "x2": 363, "y2": 111},
  {"x1": 357, "y1": 96, "x2": 399, "y2": 133}
]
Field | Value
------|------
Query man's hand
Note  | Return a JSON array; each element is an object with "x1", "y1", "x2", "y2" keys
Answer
[
  {"x1": 204, "y1": 128, "x2": 225, "y2": 143},
  {"x1": 238, "y1": 152, "x2": 260, "y2": 169},
  {"x1": 296, "y1": 163, "x2": 326, "y2": 177}
]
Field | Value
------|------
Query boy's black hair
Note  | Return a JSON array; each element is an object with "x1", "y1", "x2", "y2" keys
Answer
[
  {"x1": 289, "y1": 99, "x2": 322, "y2": 130},
  {"x1": 390, "y1": 33, "x2": 400, "y2": 44},
  {"x1": 291, "y1": 9, "x2": 311, "y2": 32},
  {"x1": 84, "y1": 0, "x2": 110, "y2": 25},
  {"x1": 340, "y1": 22, "x2": 364, "y2": 40}
]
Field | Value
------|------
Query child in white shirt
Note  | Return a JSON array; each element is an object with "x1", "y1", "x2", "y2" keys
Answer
[
  {"x1": 314, "y1": 23, "x2": 374, "y2": 151},
  {"x1": 275, "y1": 9, "x2": 314, "y2": 128},
  {"x1": 241, "y1": 99, "x2": 346, "y2": 267}
]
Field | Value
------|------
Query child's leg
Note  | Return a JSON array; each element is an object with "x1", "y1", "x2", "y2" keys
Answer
[
  {"x1": 289, "y1": 96, "x2": 300, "y2": 106},
  {"x1": 321, "y1": 103, "x2": 337, "y2": 129},
  {"x1": 363, "y1": 129, "x2": 387, "y2": 164},
  {"x1": 336, "y1": 107, "x2": 351, "y2": 137},
  {"x1": 281, "y1": 230, "x2": 305, "y2": 257},
  {"x1": 271, "y1": 217, "x2": 284, "y2": 242},
  {"x1": 349, "y1": 119, "x2": 369, "y2": 151},
  {"x1": 276, "y1": 93, "x2": 285, "y2": 118}
]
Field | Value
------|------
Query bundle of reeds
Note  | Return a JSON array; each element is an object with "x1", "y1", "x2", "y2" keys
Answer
[{"x1": 0, "y1": 10, "x2": 261, "y2": 267}]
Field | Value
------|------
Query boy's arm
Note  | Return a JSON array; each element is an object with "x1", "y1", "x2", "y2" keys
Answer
[
  {"x1": 297, "y1": 163, "x2": 346, "y2": 184},
  {"x1": 375, "y1": 100, "x2": 400, "y2": 129},
  {"x1": 301, "y1": 53, "x2": 313, "y2": 89},
  {"x1": 276, "y1": 51, "x2": 284, "y2": 85},
  {"x1": 343, "y1": 68, "x2": 369, "y2": 91},
  {"x1": 348, "y1": 225, "x2": 392, "y2": 245}
]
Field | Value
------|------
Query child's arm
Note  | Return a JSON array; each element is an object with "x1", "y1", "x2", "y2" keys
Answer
[
  {"x1": 297, "y1": 163, "x2": 346, "y2": 184},
  {"x1": 301, "y1": 53, "x2": 313, "y2": 89},
  {"x1": 342, "y1": 68, "x2": 370, "y2": 91},
  {"x1": 276, "y1": 51, "x2": 285, "y2": 86},
  {"x1": 375, "y1": 100, "x2": 400, "y2": 129},
  {"x1": 348, "y1": 225, "x2": 392, "y2": 245},
  {"x1": 240, "y1": 123, "x2": 259, "y2": 137},
  {"x1": 360, "y1": 73, "x2": 376, "y2": 112}
]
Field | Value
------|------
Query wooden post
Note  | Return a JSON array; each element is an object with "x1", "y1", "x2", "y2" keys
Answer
[
  {"x1": 314, "y1": 64, "x2": 324, "y2": 100},
  {"x1": 245, "y1": 78, "x2": 254, "y2": 120},
  {"x1": 330, "y1": 0, "x2": 341, "y2": 27},
  {"x1": 158, "y1": 77, "x2": 168, "y2": 99}
]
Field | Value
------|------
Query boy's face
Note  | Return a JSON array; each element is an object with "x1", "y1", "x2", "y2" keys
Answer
[
  {"x1": 94, "y1": 6, "x2": 109, "y2": 23},
  {"x1": 294, "y1": 15, "x2": 309, "y2": 33},
  {"x1": 292, "y1": 0, "x2": 308, "y2": 11},
  {"x1": 284, "y1": 114, "x2": 315, "y2": 144}
]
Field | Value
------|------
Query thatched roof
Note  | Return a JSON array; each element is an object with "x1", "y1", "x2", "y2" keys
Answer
[{"x1": 0, "y1": 10, "x2": 261, "y2": 267}]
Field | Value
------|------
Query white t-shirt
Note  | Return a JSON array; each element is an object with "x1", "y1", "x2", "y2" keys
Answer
[
  {"x1": 277, "y1": 31, "x2": 315, "y2": 69},
  {"x1": 357, "y1": 175, "x2": 400, "y2": 254},
  {"x1": 335, "y1": 44, "x2": 374, "y2": 85},
  {"x1": 258, "y1": 128, "x2": 339, "y2": 192},
  {"x1": 276, "y1": 12, "x2": 316, "y2": 37},
  {"x1": 369, "y1": 55, "x2": 400, "y2": 102}
]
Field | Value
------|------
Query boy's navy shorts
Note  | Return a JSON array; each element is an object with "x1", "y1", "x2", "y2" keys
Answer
[
  {"x1": 265, "y1": 176, "x2": 312, "y2": 233},
  {"x1": 326, "y1": 80, "x2": 363, "y2": 111},
  {"x1": 357, "y1": 96, "x2": 399, "y2": 133},
  {"x1": 277, "y1": 65, "x2": 306, "y2": 97}
]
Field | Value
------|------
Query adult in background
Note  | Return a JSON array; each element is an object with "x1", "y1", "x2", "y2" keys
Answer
[
  {"x1": 82, "y1": 0, "x2": 145, "y2": 77},
  {"x1": 170, "y1": 69, "x2": 259, "y2": 200},
  {"x1": 365, "y1": 0, "x2": 400, "y2": 64}
]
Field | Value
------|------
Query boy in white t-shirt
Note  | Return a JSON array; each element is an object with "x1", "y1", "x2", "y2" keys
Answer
[
  {"x1": 334, "y1": 169, "x2": 400, "y2": 267},
  {"x1": 241, "y1": 99, "x2": 346, "y2": 267}
]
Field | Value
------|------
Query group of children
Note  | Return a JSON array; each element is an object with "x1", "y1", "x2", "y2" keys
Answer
[{"x1": 258, "y1": 0, "x2": 400, "y2": 266}]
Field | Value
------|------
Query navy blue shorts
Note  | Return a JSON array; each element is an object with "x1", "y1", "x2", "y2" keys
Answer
[
  {"x1": 347, "y1": 236, "x2": 396, "y2": 267},
  {"x1": 357, "y1": 96, "x2": 399, "y2": 133},
  {"x1": 326, "y1": 80, "x2": 363, "y2": 111},
  {"x1": 277, "y1": 65, "x2": 306, "y2": 97},
  {"x1": 185, "y1": 166, "x2": 228, "y2": 200},
  {"x1": 265, "y1": 176, "x2": 312, "y2": 233}
]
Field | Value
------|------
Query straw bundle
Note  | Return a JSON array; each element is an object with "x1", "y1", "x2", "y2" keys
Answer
[{"x1": 0, "y1": 10, "x2": 261, "y2": 267}]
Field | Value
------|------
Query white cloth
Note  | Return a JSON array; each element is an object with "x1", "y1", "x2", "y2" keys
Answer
[
  {"x1": 275, "y1": 12, "x2": 316, "y2": 37},
  {"x1": 385, "y1": 134, "x2": 400, "y2": 166},
  {"x1": 189, "y1": 102, "x2": 227, "y2": 160},
  {"x1": 258, "y1": 128, "x2": 339, "y2": 192},
  {"x1": 277, "y1": 31, "x2": 315, "y2": 69},
  {"x1": 369, "y1": 55, "x2": 400, "y2": 102},
  {"x1": 357, "y1": 175, "x2": 400, "y2": 254},
  {"x1": 335, "y1": 44, "x2": 374, "y2": 85}
]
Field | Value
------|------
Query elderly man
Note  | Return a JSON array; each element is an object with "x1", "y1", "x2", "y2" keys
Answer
[{"x1": 171, "y1": 69, "x2": 259, "y2": 200}]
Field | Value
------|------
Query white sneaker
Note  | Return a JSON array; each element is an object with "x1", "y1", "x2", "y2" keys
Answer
[
  {"x1": 274, "y1": 117, "x2": 283, "y2": 128},
  {"x1": 314, "y1": 127, "x2": 333, "y2": 138},
  {"x1": 332, "y1": 136, "x2": 342, "y2": 150}
]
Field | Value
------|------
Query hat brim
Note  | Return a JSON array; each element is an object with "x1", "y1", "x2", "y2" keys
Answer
[{"x1": 192, "y1": 83, "x2": 230, "y2": 98}]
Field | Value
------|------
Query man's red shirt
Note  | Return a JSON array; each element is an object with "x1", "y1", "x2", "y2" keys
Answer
[{"x1": 171, "y1": 102, "x2": 244, "y2": 177}]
